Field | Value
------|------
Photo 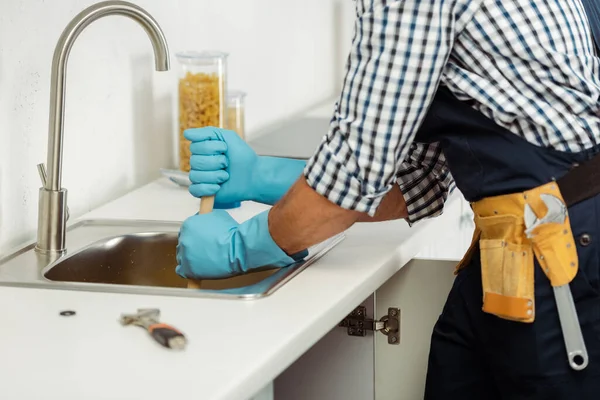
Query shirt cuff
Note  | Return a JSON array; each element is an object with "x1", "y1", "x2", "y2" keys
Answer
[
  {"x1": 399, "y1": 175, "x2": 455, "y2": 225},
  {"x1": 303, "y1": 140, "x2": 391, "y2": 217}
]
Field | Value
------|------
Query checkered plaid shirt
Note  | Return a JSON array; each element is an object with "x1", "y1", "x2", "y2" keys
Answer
[{"x1": 304, "y1": 0, "x2": 600, "y2": 224}]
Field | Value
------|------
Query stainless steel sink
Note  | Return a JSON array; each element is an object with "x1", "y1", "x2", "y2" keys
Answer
[{"x1": 0, "y1": 219, "x2": 344, "y2": 299}]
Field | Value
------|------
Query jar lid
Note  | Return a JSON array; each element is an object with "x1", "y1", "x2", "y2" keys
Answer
[
  {"x1": 175, "y1": 50, "x2": 229, "y2": 65},
  {"x1": 227, "y1": 90, "x2": 247, "y2": 99},
  {"x1": 227, "y1": 90, "x2": 247, "y2": 106}
]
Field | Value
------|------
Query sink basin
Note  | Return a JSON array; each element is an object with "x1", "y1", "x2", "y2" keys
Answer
[
  {"x1": 0, "y1": 219, "x2": 344, "y2": 299},
  {"x1": 43, "y1": 231, "x2": 280, "y2": 290}
]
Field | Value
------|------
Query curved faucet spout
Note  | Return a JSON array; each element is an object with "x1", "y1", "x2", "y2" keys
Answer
[
  {"x1": 46, "y1": 0, "x2": 170, "y2": 192},
  {"x1": 36, "y1": 0, "x2": 170, "y2": 254}
]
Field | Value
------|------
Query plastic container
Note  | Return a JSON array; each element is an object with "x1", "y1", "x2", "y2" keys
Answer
[
  {"x1": 226, "y1": 90, "x2": 247, "y2": 140},
  {"x1": 217, "y1": 90, "x2": 248, "y2": 210},
  {"x1": 176, "y1": 51, "x2": 228, "y2": 172}
]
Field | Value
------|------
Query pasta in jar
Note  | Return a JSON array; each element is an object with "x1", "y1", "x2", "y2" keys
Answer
[{"x1": 176, "y1": 51, "x2": 228, "y2": 172}]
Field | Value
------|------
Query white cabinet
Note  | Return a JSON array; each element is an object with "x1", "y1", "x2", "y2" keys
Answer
[
  {"x1": 274, "y1": 197, "x2": 472, "y2": 400},
  {"x1": 274, "y1": 296, "x2": 376, "y2": 400},
  {"x1": 373, "y1": 259, "x2": 457, "y2": 399},
  {"x1": 274, "y1": 259, "x2": 457, "y2": 400}
]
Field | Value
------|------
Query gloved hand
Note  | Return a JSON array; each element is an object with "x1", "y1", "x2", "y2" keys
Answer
[
  {"x1": 184, "y1": 127, "x2": 306, "y2": 206},
  {"x1": 175, "y1": 209, "x2": 308, "y2": 279}
]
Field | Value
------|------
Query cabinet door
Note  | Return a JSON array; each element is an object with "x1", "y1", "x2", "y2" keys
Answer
[
  {"x1": 274, "y1": 295, "x2": 376, "y2": 400},
  {"x1": 374, "y1": 259, "x2": 457, "y2": 400}
]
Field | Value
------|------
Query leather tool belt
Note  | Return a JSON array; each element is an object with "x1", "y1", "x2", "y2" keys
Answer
[{"x1": 456, "y1": 152, "x2": 600, "y2": 323}]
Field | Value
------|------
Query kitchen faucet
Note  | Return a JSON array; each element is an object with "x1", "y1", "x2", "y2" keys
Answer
[{"x1": 35, "y1": 0, "x2": 170, "y2": 255}]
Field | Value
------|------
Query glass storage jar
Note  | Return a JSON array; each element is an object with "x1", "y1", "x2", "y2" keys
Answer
[
  {"x1": 176, "y1": 51, "x2": 228, "y2": 172},
  {"x1": 225, "y1": 90, "x2": 247, "y2": 140}
]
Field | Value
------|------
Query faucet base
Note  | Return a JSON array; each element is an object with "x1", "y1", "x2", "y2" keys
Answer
[{"x1": 35, "y1": 188, "x2": 68, "y2": 254}]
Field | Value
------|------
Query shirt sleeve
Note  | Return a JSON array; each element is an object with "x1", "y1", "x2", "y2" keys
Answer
[
  {"x1": 304, "y1": 0, "x2": 472, "y2": 221},
  {"x1": 396, "y1": 142, "x2": 456, "y2": 225}
]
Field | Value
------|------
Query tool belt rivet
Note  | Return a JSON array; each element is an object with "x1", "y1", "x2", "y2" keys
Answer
[{"x1": 580, "y1": 234, "x2": 591, "y2": 246}]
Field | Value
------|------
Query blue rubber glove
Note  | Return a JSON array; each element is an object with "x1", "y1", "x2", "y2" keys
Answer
[
  {"x1": 184, "y1": 127, "x2": 306, "y2": 206},
  {"x1": 175, "y1": 209, "x2": 308, "y2": 279}
]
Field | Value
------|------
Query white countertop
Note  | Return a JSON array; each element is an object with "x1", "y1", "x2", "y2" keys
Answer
[
  {"x1": 0, "y1": 102, "x2": 463, "y2": 399},
  {"x1": 0, "y1": 178, "x2": 461, "y2": 400}
]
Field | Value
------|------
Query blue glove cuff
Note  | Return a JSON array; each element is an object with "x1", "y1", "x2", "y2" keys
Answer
[
  {"x1": 215, "y1": 201, "x2": 241, "y2": 209},
  {"x1": 235, "y1": 210, "x2": 308, "y2": 273},
  {"x1": 252, "y1": 157, "x2": 307, "y2": 205}
]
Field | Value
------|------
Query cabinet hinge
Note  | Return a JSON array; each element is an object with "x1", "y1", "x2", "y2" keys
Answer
[{"x1": 338, "y1": 306, "x2": 400, "y2": 345}]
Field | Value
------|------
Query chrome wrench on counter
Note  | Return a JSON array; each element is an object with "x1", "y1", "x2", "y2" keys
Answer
[
  {"x1": 119, "y1": 308, "x2": 187, "y2": 350},
  {"x1": 524, "y1": 194, "x2": 588, "y2": 370}
]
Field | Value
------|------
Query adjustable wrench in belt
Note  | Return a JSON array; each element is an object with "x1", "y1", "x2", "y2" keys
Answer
[{"x1": 524, "y1": 195, "x2": 589, "y2": 371}]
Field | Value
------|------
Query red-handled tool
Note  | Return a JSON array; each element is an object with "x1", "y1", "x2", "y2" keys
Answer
[{"x1": 119, "y1": 308, "x2": 187, "y2": 350}]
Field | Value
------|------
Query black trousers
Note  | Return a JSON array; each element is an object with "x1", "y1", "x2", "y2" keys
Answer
[{"x1": 423, "y1": 195, "x2": 600, "y2": 399}]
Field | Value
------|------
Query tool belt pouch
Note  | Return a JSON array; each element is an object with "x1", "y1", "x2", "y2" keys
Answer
[
  {"x1": 471, "y1": 196, "x2": 536, "y2": 323},
  {"x1": 468, "y1": 182, "x2": 580, "y2": 324}
]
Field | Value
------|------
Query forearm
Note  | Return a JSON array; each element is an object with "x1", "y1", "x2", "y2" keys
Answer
[
  {"x1": 268, "y1": 178, "x2": 408, "y2": 255},
  {"x1": 269, "y1": 177, "x2": 361, "y2": 254}
]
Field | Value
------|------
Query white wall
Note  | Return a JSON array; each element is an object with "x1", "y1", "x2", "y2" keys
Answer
[{"x1": 0, "y1": 0, "x2": 354, "y2": 253}]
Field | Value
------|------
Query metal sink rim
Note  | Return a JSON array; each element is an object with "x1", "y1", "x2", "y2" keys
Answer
[{"x1": 0, "y1": 218, "x2": 345, "y2": 300}]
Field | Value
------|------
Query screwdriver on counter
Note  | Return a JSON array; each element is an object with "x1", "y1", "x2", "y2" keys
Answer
[{"x1": 186, "y1": 194, "x2": 214, "y2": 289}]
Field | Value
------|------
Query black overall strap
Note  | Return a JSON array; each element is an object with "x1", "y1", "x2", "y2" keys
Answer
[{"x1": 581, "y1": 0, "x2": 600, "y2": 52}]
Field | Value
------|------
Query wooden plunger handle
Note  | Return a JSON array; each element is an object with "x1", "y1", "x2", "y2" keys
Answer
[
  {"x1": 198, "y1": 195, "x2": 215, "y2": 215},
  {"x1": 187, "y1": 195, "x2": 215, "y2": 289}
]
